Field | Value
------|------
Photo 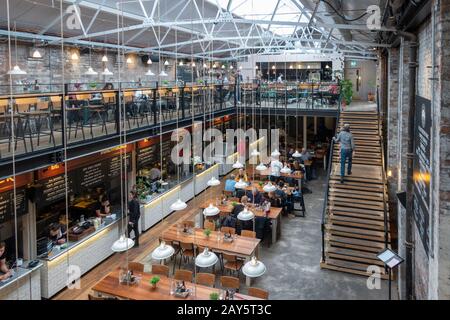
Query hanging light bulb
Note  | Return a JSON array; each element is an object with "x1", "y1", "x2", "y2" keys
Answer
[
  {"x1": 179, "y1": 61, "x2": 184, "y2": 66},
  {"x1": 255, "y1": 65, "x2": 259, "y2": 69},
  {"x1": 32, "y1": 48, "x2": 42, "y2": 58},
  {"x1": 126, "y1": 56, "x2": 133, "y2": 64},
  {"x1": 147, "y1": 57, "x2": 153, "y2": 64},
  {"x1": 289, "y1": 65, "x2": 293, "y2": 69},
  {"x1": 207, "y1": 176, "x2": 220, "y2": 187},
  {"x1": 71, "y1": 51, "x2": 79, "y2": 60},
  {"x1": 271, "y1": 149, "x2": 280, "y2": 157},
  {"x1": 151, "y1": 241, "x2": 175, "y2": 260},
  {"x1": 170, "y1": 198, "x2": 187, "y2": 211},
  {"x1": 192, "y1": 62, "x2": 196, "y2": 67},
  {"x1": 85, "y1": 66, "x2": 98, "y2": 75},
  {"x1": 250, "y1": 149, "x2": 260, "y2": 157},
  {"x1": 164, "y1": 60, "x2": 169, "y2": 66},
  {"x1": 229, "y1": 65, "x2": 233, "y2": 70},
  {"x1": 111, "y1": 235, "x2": 134, "y2": 252},
  {"x1": 203, "y1": 63, "x2": 208, "y2": 68},
  {"x1": 102, "y1": 55, "x2": 108, "y2": 62},
  {"x1": 145, "y1": 69, "x2": 155, "y2": 76},
  {"x1": 213, "y1": 63, "x2": 217, "y2": 69},
  {"x1": 237, "y1": 207, "x2": 254, "y2": 221},
  {"x1": 159, "y1": 70, "x2": 168, "y2": 77},
  {"x1": 255, "y1": 163, "x2": 268, "y2": 171},
  {"x1": 272, "y1": 65, "x2": 276, "y2": 70},
  {"x1": 7, "y1": 65, "x2": 27, "y2": 75},
  {"x1": 203, "y1": 203, "x2": 220, "y2": 217},
  {"x1": 221, "y1": 64, "x2": 225, "y2": 69},
  {"x1": 102, "y1": 67, "x2": 113, "y2": 75}
]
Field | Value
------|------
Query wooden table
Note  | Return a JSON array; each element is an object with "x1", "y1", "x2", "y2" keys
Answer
[
  {"x1": 245, "y1": 181, "x2": 294, "y2": 195},
  {"x1": 161, "y1": 225, "x2": 260, "y2": 286},
  {"x1": 92, "y1": 269, "x2": 262, "y2": 300},
  {"x1": 199, "y1": 200, "x2": 282, "y2": 245}
]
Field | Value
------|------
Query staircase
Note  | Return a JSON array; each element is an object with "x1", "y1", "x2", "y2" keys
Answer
[{"x1": 320, "y1": 109, "x2": 390, "y2": 279}]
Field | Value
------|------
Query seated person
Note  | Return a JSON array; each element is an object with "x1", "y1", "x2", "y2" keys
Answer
[
  {"x1": 95, "y1": 194, "x2": 111, "y2": 218},
  {"x1": 0, "y1": 242, "x2": 12, "y2": 281},
  {"x1": 231, "y1": 195, "x2": 248, "y2": 217},
  {"x1": 224, "y1": 174, "x2": 237, "y2": 193},
  {"x1": 49, "y1": 223, "x2": 67, "y2": 245},
  {"x1": 247, "y1": 187, "x2": 264, "y2": 205},
  {"x1": 235, "y1": 169, "x2": 249, "y2": 182},
  {"x1": 266, "y1": 191, "x2": 281, "y2": 208}
]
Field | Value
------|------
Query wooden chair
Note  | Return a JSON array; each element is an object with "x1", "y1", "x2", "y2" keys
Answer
[
  {"x1": 220, "y1": 276, "x2": 240, "y2": 292},
  {"x1": 174, "y1": 269, "x2": 193, "y2": 282},
  {"x1": 127, "y1": 262, "x2": 145, "y2": 273},
  {"x1": 240, "y1": 230, "x2": 256, "y2": 238},
  {"x1": 204, "y1": 220, "x2": 216, "y2": 231},
  {"x1": 88, "y1": 293, "x2": 118, "y2": 300},
  {"x1": 182, "y1": 220, "x2": 195, "y2": 228},
  {"x1": 222, "y1": 253, "x2": 243, "y2": 276},
  {"x1": 248, "y1": 287, "x2": 269, "y2": 299},
  {"x1": 223, "y1": 190, "x2": 234, "y2": 198},
  {"x1": 151, "y1": 264, "x2": 169, "y2": 277},
  {"x1": 178, "y1": 241, "x2": 195, "y2": 268},
  {"x1": 221, "y1": 226, "x2": 236, "y2": 235},
  {"x1": 196, "y1": 273, "x2": 215, "y2": 287}
]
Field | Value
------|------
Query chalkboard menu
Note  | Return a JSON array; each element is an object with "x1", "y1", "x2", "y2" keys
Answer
[
  {"x1": 137, "y1": 145, "x2": 158, "y2": 169},
  {"x1": 413, "y1": 95, "x2": 431, "y2": 256},
  {"x1": 79, "y1": 162, "x2": 104, "y2": 189},
  {"x1": 0, "y1": 188, "x2": 27, "y2": 224},
  {"x1": 104, "y1": 153, "x2": 132, "y2": 178},
  {"x1": 40, "y1": 172, "x2": 76, "y2": 207}
]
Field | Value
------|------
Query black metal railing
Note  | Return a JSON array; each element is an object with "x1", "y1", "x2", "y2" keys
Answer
[
  {"x1": 320, "y1": 91, "x2": 341, "y2": 263},
  {"x1": 377, "y1": 88, "x2": 389, "y2": 249}
]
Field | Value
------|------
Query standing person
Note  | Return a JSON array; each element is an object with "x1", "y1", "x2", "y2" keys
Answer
[
  {"x1": 235, "y1": 70, "x2": 243, "y2": 104},
  {"x1": 333, "y1": 123, "x2": 355, "y2": 183},
  {"x1": 127, "y1": 191, "x2": 141, "y2": 248},
  {"x1": 0, "y1": 242, "x2": 12, "y2": 281},
  {"x1": 270, "y1": 156, "x2": 283, "y2": 181}
]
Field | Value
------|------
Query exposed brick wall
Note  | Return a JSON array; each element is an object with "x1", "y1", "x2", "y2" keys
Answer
[{"x1": 0, "y1": 43, "x2": 175, "y2": 93}]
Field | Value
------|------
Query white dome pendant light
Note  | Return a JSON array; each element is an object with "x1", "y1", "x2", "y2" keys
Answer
[
  {"x1": 207, "y1": 176, "x2": 220, "y2": 187},
  {"x1": 237, "y1": 207, "x2": 255, "y2": 221},
  {"x1": 8, "y1": 22, "x2": 27, "y2": 75},
  {"x1": 256, "y1": 163, "x2": 268, "y2": 171},
  {"x1": 203, "y1": 203, "x2": 220, "y2": 217},
  {"x1": 235, "y1": 179, "x2": 248, "y2": 189},
  {"x1": 111, "y1": 235, "x2": 134, "y2": 252},
  {"x1": 195, "y1": 247, "x2": 218, "y2": 268},
  {"x1": 263, "y1": 181, "x2": 277, "y2": 193},
  {"x1": 242, "y1": 256, "x2": 267, "y2": 278},
  {"x1": 85, "y1": 46, "x2": 98, "y2": 75},
  {"x1": 151, "y1": 240, "x2": 175, "y2": 260}
]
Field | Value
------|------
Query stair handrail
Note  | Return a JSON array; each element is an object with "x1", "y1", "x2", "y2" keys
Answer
[
  {"x1": 321, "y1": 90, "x2": 341, "y2": 262},
  {"x1": 377, "y1": 89, "x2": 389, "y2": 249}
]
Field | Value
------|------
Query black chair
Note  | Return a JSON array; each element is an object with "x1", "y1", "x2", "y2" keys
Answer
[
  {"x1": 254, "y1": 216, "x2": 272, "y2": 247},
  {"x1": 292, "y1": 194, "x2": 306, "y2": 217}
]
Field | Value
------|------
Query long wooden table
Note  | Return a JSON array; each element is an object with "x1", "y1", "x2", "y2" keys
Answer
[
  {"x1": 245, "y1": 181, "x2": 294, "y2": 195},
  {"x1": 199, "y1": 200, "x2": 282, "y2": 245},
  {"x1": 92, "y1": 269, "x2": 262, "y2": 300},
  {"x1": 161, "y1": 225, "x2": 260, "y2": 286}
]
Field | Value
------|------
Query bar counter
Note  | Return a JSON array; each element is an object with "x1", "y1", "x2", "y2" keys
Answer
[
  {"x1": 0, "y1": 260, "x2": 42, "y2": 300},
  {"x1": 38, "y1": 216, "x2": 120, "y2": 298}
]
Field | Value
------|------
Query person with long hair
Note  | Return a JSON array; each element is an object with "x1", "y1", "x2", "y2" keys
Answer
[{"x1": 333, "y1": 123, "x2": 355, "y2": 183}]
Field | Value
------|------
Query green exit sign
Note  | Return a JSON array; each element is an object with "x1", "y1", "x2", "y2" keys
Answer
[{"x1": 350, "y1": 61, "x2": 357, "y2": 67}]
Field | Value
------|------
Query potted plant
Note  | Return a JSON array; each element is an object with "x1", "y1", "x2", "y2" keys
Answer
[
  {"x1": 149, "y1": 276, "x2": 160, "y2": 289},
  {"x1": 258, "y1": 181, "x2": 263, "y2": 187},
  {"x1": 203, "y1": 228, "x2": 211, "y2": 238},
  {"x1": 231, "y1": 201, "x2": 238, "y2": 207},
  {"x1": 340, "y1": 79, "x2": 353, "y2": 106},
  {"x1": 210, "y1": 292, "x2": 219, "y2": 300}
]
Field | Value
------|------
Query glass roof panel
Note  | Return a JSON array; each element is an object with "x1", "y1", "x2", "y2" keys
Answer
[{"x1": 213, "y1": 0, "x2": 308, "y2": 35}]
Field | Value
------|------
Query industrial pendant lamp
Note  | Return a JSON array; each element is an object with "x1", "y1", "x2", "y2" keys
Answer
[
  {"x1": 147, "y1": 57, "x2": 152, "y2": 64},
  {"x1": 195, "y1": 248, "x2": 218, "y2": 268},
  {"x1": 237, "y1": 207, "x2": 254, "y2": 221},
  {"x1": 235, "y1": 179, "x2": 248, "y2": 189},
  {"x1": 159, "y1": 70, "x2": 168, "y2": 77},
  {"x1": 8, "y1": 22, "x2": 27, "y2": 75},
  {"x1": 256, "y1": 163, "x2": 268, "y2": 171},
  {"x1": 111, "y1": 235, "x2": 134, "y2": 252},
  {"x1": 242, "y1": 256, "x2": 266, "y2": 278},
  {"x1": 145, "y1": 69, "x2": 155, "y2": 76},
  {"x1": 292, "y1": 150, "x2": 301, "y2": 158},
  {"x1": 280, "y1": 165, "x2": 292, "y2": 174},
  {"x1": 232, "y1": 160, "x2": 244, "y2": 169},
  {"x1": 263, "y1": 181, "x2": 277, "y2": 193},
  {"x1": 102, "y1": 67, "x2": 113, "y2": 76},
  {"x1": 32, "y1": 48, "x2": 42, "y2": 58},
  {"x1": 102, "y1": 47, "x2": 108, "y2": 62},
  {"x1": 85, "y1": 46, "x2": 97, "y2": 75},
  {"x1": 151, "y1": 240, "x2": 175, "y2": 260},
  {"x1": 207, "y1": 176, "x2": 220, "y2": 186},
  {"x1": 164, "y1": 60, "x2": 169, "y2": 66},
  {"x1": 271, "y1": 149, "x2": 280, "y2": 157},
  {"x1": 203, "y1": 203, "x2": 220, "y2": 217}
]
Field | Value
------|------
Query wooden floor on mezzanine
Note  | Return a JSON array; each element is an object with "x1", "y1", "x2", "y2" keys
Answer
[
  {"x1": 52, "y1": 180, "x2": 225, "y2": 300},
  {"x1": 320, "y1": 108, "x2": 391, "y2": 279}
]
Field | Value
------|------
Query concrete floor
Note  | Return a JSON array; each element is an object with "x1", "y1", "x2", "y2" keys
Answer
[{"x1": 250, "y1": 170, "x2": 396, "y2": 300}]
